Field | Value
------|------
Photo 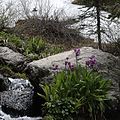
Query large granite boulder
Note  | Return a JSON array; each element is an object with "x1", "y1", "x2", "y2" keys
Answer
[
  {"x1": 26, "y1": 47, "x2": 120, "y2": 82},
  {"x1": 26, "y1": 47, "x2": 120, "y2": 109},
  {"x1": 0, "y1": 78, "x2": 34, "y2": 116},
  {"x1": 0, "y1": 47, "x2": 26, "y2": 71}
]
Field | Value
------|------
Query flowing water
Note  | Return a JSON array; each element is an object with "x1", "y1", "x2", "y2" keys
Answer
[
  {"x1": 0, "y1": 106, "x2": 42, "y2": 120},
  {"x1": 0, "y1": 78, "x2": 42, "y2": 120}
]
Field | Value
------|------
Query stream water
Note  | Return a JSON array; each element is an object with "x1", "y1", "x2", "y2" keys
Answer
[
  {"x1": 0, "y1": 106, "x2": 42, "y2": 120},
  {"x1": 0, "y1": 78, "x2": 42, "y2": 120}
]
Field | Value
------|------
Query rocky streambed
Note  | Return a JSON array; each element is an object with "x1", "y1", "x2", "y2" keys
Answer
[
  {"x1": 0, "y1": 74, "x2": 42, "y2": 120},
  {"x1": 0, "y1": 46, "x2": 120, "y2": 119}
]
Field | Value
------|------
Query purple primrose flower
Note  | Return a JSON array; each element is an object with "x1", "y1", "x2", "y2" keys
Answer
[
  {"x1": 52, "y1": 64, "x2": 59, "y2": 71},
  {"x1": 65, "y1": 57, "x2": 75, "y2": 71},
  {"x1": 86, "y1": 55, "x2": 97, "y2": 69},
  {"x1": 74, "y1": 48, "x2": 80, "y2": 56}
]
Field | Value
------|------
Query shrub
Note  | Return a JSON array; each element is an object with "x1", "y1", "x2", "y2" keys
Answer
[
  {"x1": 14, "y1": 17, "x2": 84, "y2": 45},
  {"x1": 39, "y1": 50, "x2": 111, "y2": 120}
]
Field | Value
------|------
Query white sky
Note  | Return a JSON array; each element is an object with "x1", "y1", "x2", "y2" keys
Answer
[
  {"x1": 3, "y1": 0, "x2": 79, "y2": 16},
  {"x1": 3, "y1": 0, "x2": 73, "y2": 8}
]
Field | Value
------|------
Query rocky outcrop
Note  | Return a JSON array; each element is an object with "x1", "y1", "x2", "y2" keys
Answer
[
  {"x1": 0, "y1": 47, "x2": 26, "y2": 71},
  {"x1": 26, "y1": 47, "x2": 120, "y2": 109},
  {"x1": 0, "y1": 78, "x2": 34, "y2": 116}
]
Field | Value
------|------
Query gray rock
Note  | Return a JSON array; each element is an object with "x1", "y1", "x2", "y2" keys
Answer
[
  {"x1": 25, "y1": 49, "x2": 74, "y2": 83},
  {"x1": 0, "y1": 47, "x2": 26, "y2": 71},
  {"x1": 26, "y1": 47, "x2": 120, "y2": 81},
  {"x1": 0, "y1": 78, "x2": 34, "y2": 113},
  {"x1": 26, "y1": 47, "x2": 120, "y2": 109},
  {"x1": 0, "y1": 74, "x2": 11, "y2": 92}
]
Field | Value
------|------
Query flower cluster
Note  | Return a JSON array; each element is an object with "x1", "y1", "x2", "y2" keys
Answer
[
  {"x1": 52, "y1": 64, "x2": 58, "y2": 70},
  {"x1": 86, "y1": 55, "x2": 97, "y2": 69},
  {"x1": 51, "y1": 49, "x2": 97, "y2": 74},
  {"x1": 65, "y1": 57, "x2": 74, "y2": 71},
  {"x1": 51, "y1": 64, "x2": 59, "y2": 74},
  {"x1": 74, "y1": 48, "x2": 80, "y2": 57}
]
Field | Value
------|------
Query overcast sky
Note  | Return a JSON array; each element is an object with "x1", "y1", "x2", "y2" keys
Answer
[
  {"x1": 3, "y1": 0, "x2": 79, "y2": 17},
  {"x1": 3, "y1": 0, "x2": 73, "y2": 8}
]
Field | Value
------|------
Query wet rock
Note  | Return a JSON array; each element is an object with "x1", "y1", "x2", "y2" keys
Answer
[
  {"x1": 0, "y1": 47, "x2": 26, "y2": 72},
  {"x1": 25, "y1": 65, "x2": 50, "y2": 88},
  {"x1": 0, "y1": 74, "x2": 11, "y2": 92}
]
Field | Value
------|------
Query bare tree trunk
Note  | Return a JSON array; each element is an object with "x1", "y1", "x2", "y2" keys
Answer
[{"x1": 96, "y1": 0, "x2": 102, "y2": 50}]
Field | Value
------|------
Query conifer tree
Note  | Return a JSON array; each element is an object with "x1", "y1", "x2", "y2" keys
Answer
[{"x1": 72, "y1": 0, "x2": 120, "y2": 50}]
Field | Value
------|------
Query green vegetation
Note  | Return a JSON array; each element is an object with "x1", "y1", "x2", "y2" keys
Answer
[
  {"x1": 24, "y1": 37, "x2": 63, "y2": 60},
  {"x1": 39, "y1": 63, "x2": 111, "y2": 120},
  {"x1": 24, "y1": 37, "x2": 46, "y2": 55},
  {"x1": 0, "y1": 31, "x2": 64, "y2": 60},
  {"x1": 0, "y1": 64, "x2": 28, "y2": 79},
  {"x1": 0, "y1": 31, "x2": 23, "y2": 47},
  {"x1": 40, "y1": 66, "x2": 111, "y2": 120},
  {"x1": 15, "y1": 72, "x2": 28, "y2": 80}
]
